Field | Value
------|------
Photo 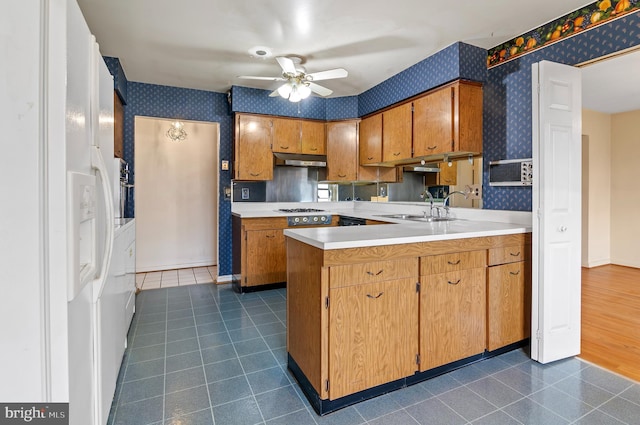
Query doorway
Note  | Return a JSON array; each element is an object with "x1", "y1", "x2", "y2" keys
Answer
[{"x1": 134, "y1": 116, "x2": 219, "y2": 273}]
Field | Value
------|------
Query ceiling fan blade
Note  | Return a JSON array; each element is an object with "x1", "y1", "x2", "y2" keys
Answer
[
  {"x1": 308, "y1": 82, "x2": 333, "y2": 97},
  {"x1": 306, "y1": 68, "x2": 348, "y2": 81},
  {"x1": 237, "y1": 75, "x2": 285, "y2": 81},
  {"x1": 276, "y1": 57, "x2": 297, "y2": 75}
]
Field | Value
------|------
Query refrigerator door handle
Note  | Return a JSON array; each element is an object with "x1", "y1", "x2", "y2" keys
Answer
[{"x1": 91, "y1": 145, "x2": 115, "y2": 302}]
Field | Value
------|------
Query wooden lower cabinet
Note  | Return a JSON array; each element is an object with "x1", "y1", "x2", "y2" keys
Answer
[
  {"x1": 420, "y1": 268, "x2": 486, "y2": 370},
  {"x1": 286, "y1": 233, "x2": 531, "y2": 412},
  {"x1": 329, "y1": 278, "x2": 418, "y2": 399},
  {"x1": 245, "y1": 229, "x2": 286, "y2": 287},
  {"x1": 487, "y1": 256, "x2": 531, "y2": 351}
]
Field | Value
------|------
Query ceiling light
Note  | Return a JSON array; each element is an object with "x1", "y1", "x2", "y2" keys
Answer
[
  {"x1": 277, "y1": 84, "x2": 293, "y2": 98},
  {"x1": 167, "y1": 121, "x2": 187, "y2": 142},
  {"x1": 298, "y1": 84, "x2": 311, "y2": 99},
  {"x1": 288, "y1": 85, "x2": 302, "y2": 103},
  {"x1": 248, "y1": 46, "x2": 273, "y2": 59}
]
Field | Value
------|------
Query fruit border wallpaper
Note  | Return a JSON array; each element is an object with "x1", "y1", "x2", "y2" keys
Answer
[{"x1": 487, "y1": 0, "x2": 639, "y2": 67}]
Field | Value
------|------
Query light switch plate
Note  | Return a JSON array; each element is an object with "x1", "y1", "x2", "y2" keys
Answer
[{"x1": 221, "y1": 160, "x2": 229, "y2": 171}]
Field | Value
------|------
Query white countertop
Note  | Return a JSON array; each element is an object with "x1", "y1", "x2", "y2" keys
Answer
[
  {"x1": 283, "y1": 219, "x2": 530, "y2": 250},
  {"x1": 232, "y1": 201, "x2": 532, "y2": 250}
]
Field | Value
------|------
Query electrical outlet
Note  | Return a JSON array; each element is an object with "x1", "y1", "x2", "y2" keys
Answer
[{"x1": 466, "y1": 184, "x2": 482, "y2": 200}]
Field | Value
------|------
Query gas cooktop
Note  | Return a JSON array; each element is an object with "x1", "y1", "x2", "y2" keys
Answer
[{"x1": 277, "y1": 208, "x2": 325, "y2": 213}]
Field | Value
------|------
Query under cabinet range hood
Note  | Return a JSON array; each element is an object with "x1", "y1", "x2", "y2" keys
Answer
[
  {"x1": 273, "y1": 152, "x2": 327, "y2": 167},
  {"x1": 403, "y1": 163, "x2": 441, "y2": 173}
]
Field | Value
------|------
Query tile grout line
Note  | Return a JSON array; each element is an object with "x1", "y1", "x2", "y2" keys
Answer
[
  {"x1": 206, "y1": 284, "x2": 268, "y2": 425},
  {"x1": 186, "y1": 286, "x2": 217, "y2": 425}
]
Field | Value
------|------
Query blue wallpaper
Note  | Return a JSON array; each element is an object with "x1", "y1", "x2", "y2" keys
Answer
[
  {"x1": 230, "y1": 85, "x2": 326, "y2": 119},
  {"x1": 358, "y1": 42, "x2": 487, "y2": 116},
  {"x1": 326, "y1": 95, "x2": 359, "y2": 120},
  {"x1": 483, "y1": 12, "x2": 640, "y2": 210}
]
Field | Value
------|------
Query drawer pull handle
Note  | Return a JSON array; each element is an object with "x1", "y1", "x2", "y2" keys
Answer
[
  {"x1": 510, "y1": 251, "x2": 521, "y2": 257},
  {"x1": 279, "y1": 146, "x2": 289, "y2": 149},
  {"x1": 338, "y1": 174, "x2": 347, "y2": 178},
  {"x1": 447, "y1": 260, "x2": 461, "y2": 265},
  {"x1": 427, "y1": 145, "x2": 437, "y2": 150},
  {"x1": 265, "y1": 235, "x2": 275, "y2": 239},
  {"x1": 393, "y1": 152, "x2": 401, "y2": 156},
  {"x1": 366, "y1": 292, "x2": 384, "y2": 299},
  {"x1": 448, "y1": 279, "x2": 461, "y2": 285},
  {"x1": 510, "y1": 270, "x2": 520, "y2": 276},
  {"x1": 249, "y1": 172, "x2": 262, "y2": 176},
  {"x1": 367, "y1": 156, "x2": 374, "y2": 160},
  {"x1": 366, "y1": 270, "x2": 384, "y2": 276},
  {"x1": 310, "y1": 147, "x2": 318, "y2": 151}
]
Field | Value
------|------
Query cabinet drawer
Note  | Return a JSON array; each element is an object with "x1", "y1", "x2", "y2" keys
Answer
[
  {"x1": 420, "y1": 250, "x2": 486, "y2": 275},
  {"x1": 330, "y1": 258, "x2": 418, "y2": 288},
  {"x1": 488, "y1": 244, "x2": 530, "y2": 266}
]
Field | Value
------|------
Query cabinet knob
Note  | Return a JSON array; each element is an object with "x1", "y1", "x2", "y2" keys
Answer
[{"x1": 366, "y1": 292, "x2": 384, "y2": 299}]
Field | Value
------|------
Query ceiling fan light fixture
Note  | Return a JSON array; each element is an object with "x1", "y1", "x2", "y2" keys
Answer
[
  {"x1": 298, "y1": 84, "x2": 311, "y2": 99},
  {"x1": 288, "y1": 85, "x2": 302, "y2": 102},
  {"x1": 278, "y1": 83, "x2": 293, "y2": 99}
]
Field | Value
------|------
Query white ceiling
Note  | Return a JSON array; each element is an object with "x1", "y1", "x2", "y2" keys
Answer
[{"x1": 77, "y1": 0, "x2": 597, "y2": 97}]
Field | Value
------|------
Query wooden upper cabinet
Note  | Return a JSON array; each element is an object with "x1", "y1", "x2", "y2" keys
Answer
[
  {"x1": 234, "y1": 114, "x2": 273, "y2": 181},
  {"x1": 454, "y1": 81, "x2": 483, "y2": 153},
  {"x1": 382, "y1": 103, "x2": 412, "y2": 162},
  {"x1": 413, "y1": 86, "x2": 453, "y2": 156},
  {"x1": 413, "y1": 80, "x2": 483, "y2": 157},
  {"x1": 326, "y1": 120, "x2": 358, "y2": 182},
  {"x1": 301, "y1": 120, "x2": 326, "y2": 154},
  {"x1": 359, "y1": 113, "x2": 382, "y2": 165},
  {"x1": 272, "y1": 117, "x2": 300, "y2": 153},
  {"x1": 113, "y1": 91, "x2": 124, "y2": 158}
]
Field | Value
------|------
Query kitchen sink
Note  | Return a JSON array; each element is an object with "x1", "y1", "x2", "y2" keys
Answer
[
  {"x1": 376, "y1": 214, "x2": 426, "y2": 220},
  {"x1": 376, "y1": 214, "x2": 456, "y2": 222}
]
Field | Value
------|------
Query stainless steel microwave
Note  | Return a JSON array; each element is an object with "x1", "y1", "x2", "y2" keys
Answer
[{"x1": 489, "y1": 158, "x2": 533, "y2": 186}]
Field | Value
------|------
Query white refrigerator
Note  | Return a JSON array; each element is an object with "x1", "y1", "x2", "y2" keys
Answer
[{"x1": 1, "y1": 1, "x2": 119, "y2": 425}]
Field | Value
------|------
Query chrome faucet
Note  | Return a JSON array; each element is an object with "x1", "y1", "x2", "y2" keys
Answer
[
  {"x1": 442, "y1": 190, "x2": 469, "y2": 217},
  {"x1": 422, "y1": 190, "x2": 435, "y2": 217}
]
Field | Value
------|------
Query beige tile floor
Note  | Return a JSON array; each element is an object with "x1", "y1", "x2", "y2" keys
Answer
[{"x1": 135, "y1": 265, "x2": 217, "y2": 290}]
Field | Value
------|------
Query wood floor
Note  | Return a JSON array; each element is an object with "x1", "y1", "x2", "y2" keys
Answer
[{"x1": 581, "y1": 264, "x2": 640, "y2": 382}]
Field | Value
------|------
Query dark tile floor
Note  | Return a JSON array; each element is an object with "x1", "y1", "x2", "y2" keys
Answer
[{"x1": 108, "y1": 283, "x2": 640, "y2": 425}]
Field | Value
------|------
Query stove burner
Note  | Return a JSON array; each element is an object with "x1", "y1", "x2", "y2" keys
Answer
[{"x1": 278, "y1": 208, "x2": 325, "y2": 213}]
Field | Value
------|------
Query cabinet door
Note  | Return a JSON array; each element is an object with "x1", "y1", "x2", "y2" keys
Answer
[
  {"x1": 487, "y1": 261, "x2": 531, "y2": 351},
  {"x1": 113, "y1": 91, "x2": 124, "y2": 158},
  {"x1": 439, "y1": 161, "x2": 457, "y2": 185},
  {"x1": 235, "y1": 115, "x2": 273, "y2": 180},
  {"x1": 420, "y1": 268, "x2": 486, "y2": 371},
  {"x1": 326, "y1": 121, "x2": 357, "y2": 181},
  {"x1": 329, "y1": 278, "x2": 418, "y2": 399},
  {"x1": 245, "y1": 229, "x2": 286, "y2": 286},
  {"x1": 454, "y1": 82, "x2": 483, "y2": 153},
  {"x1": 272, "y1": 117, "x2": 301, "y2": 153},
  {"x1": 359, "y1": 113, "x2": 382, "y2": 165},
  {"x1": 382, "y1": 103, "x2": 412, "y2": 162},
  {"x1": 301, "y1": 120, "x2": 326, "y2": 154},
  {"x1": 413, "y1": 87, "x2": 454, "y2": 156}
]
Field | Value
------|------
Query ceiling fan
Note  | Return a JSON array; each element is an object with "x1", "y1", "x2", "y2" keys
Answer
[{"x1": 238, "y1": 56, "x2": 348, "y2": 102}]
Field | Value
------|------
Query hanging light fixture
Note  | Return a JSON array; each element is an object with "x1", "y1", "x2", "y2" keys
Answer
[
  {"x1": 277, "y1": 75, "x2": 312, "y2": 103},
  {"x1": 167, "y1": 121, "x2": 187, "y2": 142}
]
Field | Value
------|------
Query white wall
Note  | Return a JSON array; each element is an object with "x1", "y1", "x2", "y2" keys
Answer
[
  {"x1": 135, "y1": 117, "x2": 218, "y2": 272},
  {"x1": 610, "y1": 110, "x2": 640, "y2": 268},
  {"x1": 581, "y1": 109, "x2": 612, "y2": 267}
]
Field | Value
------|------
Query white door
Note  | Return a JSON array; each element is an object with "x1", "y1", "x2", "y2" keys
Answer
[{"x1": 531, "y1": 61, "x2": 582, "y2": 364}]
